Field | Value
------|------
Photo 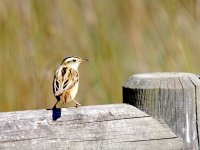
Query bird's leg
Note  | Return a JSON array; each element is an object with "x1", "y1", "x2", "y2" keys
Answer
[
  {"x1": 46, "y1": 96, "x2": 60, "y2": 110},
  {"x1": 73, "y1": 99, "x2": 81, "y2": 108},
  {"x1": 52, "y1": 100, "x2": 59, "y2": 109}
]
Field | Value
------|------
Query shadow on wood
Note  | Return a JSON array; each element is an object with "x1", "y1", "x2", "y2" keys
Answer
[
  {"x1": 0, "y1": 104, "x2": 182, "y2": 150},
  {"x1": 123, "y1": 72, "x2": 200, "y2": 149}
]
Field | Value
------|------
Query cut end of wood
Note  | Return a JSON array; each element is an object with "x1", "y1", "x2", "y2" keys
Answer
[
  {"x1": 124, "y1": 72, "x2": 197, "y2": 88},
  {"x1": 133, "y1": 72, "x2": 193, "y2": 78}
]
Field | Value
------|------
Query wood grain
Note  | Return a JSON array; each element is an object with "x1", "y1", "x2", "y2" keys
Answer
[
  {"x1": 123, "y1": 72, "x2": 200, "y2": 149},
  {"x1": 0, "y1": 104, "x2": 182, "y2": 150}
]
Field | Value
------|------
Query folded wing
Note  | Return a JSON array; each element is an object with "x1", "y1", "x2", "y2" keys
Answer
[{"x1": 53, "y1": 66, "x2": 78, "y2": 96}]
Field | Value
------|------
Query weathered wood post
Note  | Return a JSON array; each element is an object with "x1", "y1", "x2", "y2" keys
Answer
[{"x1": 123, "y1": 72, "x2": 200, "y2": 149}]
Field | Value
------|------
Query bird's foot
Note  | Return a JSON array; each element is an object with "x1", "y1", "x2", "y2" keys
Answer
[
  {"x1": 75, "y1": 101, "x2": 81, "y2": 108},
  {"x1": 75, "y1": 103, "x2": 81, "y2": 108},
  {"x1": 73, "y1": 99, "x2": 81, "y2": 108}
]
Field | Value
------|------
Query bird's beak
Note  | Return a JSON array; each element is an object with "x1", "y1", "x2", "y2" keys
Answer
[{"x1": 80, "y1": 58, "x2": 89, "y2": 62}]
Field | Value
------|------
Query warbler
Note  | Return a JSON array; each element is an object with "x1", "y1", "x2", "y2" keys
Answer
[{"x1": 52, "y1": 56, "x2": 89, "y2": 108}]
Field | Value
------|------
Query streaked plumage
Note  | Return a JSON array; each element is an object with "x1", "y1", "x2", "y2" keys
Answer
[{"x1": 52, "y1": 56, "x2": 88, "y2": 108}]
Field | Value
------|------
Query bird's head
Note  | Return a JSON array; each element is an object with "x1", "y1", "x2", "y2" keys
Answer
[{"x1": 61, "y1": 56, "x2": 89, "y2": 70}]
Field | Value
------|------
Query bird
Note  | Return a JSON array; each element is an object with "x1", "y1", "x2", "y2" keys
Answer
[{"x1": 52, "y1": 56, "x2": 89, "y2": 109}]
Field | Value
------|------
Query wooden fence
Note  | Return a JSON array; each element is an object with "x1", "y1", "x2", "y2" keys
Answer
[{"x1": 2, "y1": 72, "x2": 199, "y2": 149}]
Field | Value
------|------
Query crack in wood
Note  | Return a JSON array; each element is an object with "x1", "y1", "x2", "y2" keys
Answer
[
  {"x1": 159, "y1": 80, "x2": 162, "y2": 120},
  {"x1": 70, "y1": 139, "x2": 108, "y2": 142},
  {"x1": 69, "y1": 136, "x2": 179, "y2": 143},
  {"x1": 188, "y1": 76, "x2": 200, "y2": 147},
  {"x1": 52, "y1": 116, "x2": 151, "y2": 125},
  {"x1": 0, "y1": 136, "x2": 47, "y2": 143},
  {"x1": 117, "y1": 136, "x2": 179, "y2": 143},
  {"x1": 173, "y1": 77, "x2": 177, "y2": 133}
]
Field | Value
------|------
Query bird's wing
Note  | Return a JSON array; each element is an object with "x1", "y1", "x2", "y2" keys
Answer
[{"x1": 53, "y1": 66, "x2": 78, "y2": 96}]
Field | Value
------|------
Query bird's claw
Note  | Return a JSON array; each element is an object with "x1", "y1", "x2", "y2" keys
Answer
[{"x1": 75, "y1": 103, "x2": 81, "y2": 108}]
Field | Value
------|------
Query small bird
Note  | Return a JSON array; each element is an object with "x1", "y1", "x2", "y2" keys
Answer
[{"x1": 52, "y1": 56, "x2": 89, "y2": 108}]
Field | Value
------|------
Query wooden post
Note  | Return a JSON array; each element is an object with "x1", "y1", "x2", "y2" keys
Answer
[
  {"x1": 123, "y1": 72, "x2": 200, "y2": 149},
  {"x1": 0, "y1": 104, "x2": 182, "y2": 149}
]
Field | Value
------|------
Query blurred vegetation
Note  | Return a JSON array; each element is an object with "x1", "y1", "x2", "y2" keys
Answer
[{"x1": 1, "y1": 0, "x2": 200, "y2": 111}]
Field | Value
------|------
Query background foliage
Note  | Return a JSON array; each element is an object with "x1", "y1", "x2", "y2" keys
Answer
[{"x1": 1, "y1": 0, "x2": 200, "y2": 111}]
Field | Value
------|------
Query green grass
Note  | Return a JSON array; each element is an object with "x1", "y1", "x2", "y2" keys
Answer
[{"x1": 0, "y1": 0, "x2": 200, "y2": 111}]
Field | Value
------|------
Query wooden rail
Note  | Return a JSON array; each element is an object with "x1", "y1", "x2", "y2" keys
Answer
[
  {"x1": 123, "y1": 72, "x2": 200, "y2": 149},
  {"x1": 0, "y1": 104, "x2": 182, "y2": 149},
  {"x1": 2, "y1": 72, "x2": 197, "y2": 149}
]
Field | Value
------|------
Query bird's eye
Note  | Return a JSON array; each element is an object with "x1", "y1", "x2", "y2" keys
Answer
[{"x1": 73, "y1": 59, "x2": 76, "y2": 62}]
